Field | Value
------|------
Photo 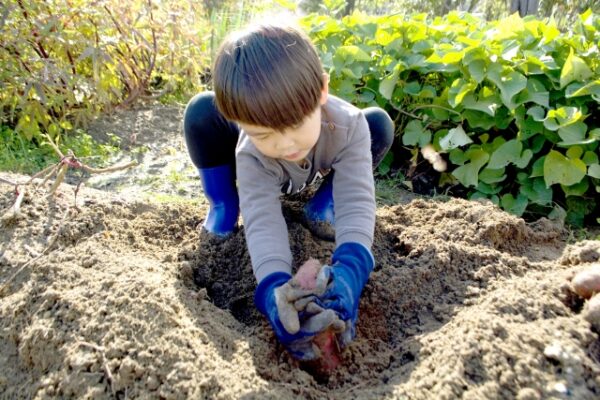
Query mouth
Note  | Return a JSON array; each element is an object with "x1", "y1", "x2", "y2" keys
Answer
[{"x1": 283, "y1": 151, "x2": 303, "y2": 160}]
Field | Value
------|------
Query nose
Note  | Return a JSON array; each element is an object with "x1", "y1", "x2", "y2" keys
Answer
[{"x1": 275, "y1": 132, "x2": 295, "y2": 151}]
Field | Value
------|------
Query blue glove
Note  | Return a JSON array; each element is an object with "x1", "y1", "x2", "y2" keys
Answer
[
  {"x1": 255, "y1": 272, "x2": 339, "y2": 360},
  {"x1": 320, "y1": 242, "x2": 374, "y2": 345}
]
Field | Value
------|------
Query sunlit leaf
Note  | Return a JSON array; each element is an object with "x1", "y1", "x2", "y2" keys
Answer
[
  {"x1": 379, "y1": 70, "x2": 399, "y2": 100},
  {"x1": 439, "y1": 125, "x2": 472, "y2": 151},
  {"x1": 589, "y1": 164, "x2": 600, "y2": 179},
  {"x1": 560, "y1": 48, "x2": 593, "y2": 88},
  {"x1": 543, "y1": 150, "x2": 586, "y2": 187}
]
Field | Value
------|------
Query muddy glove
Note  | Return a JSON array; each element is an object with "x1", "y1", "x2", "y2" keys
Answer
[
  {"x1": 319, "y1": 242, "x2": 374, "y2": 346},
  {"x1": 254, "y1": 271, "x2": 345, "y2": 360}
]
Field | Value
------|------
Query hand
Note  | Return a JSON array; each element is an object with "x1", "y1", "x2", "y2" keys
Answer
[
  {"x1": 254, "y1": 272, "x2": 344, "y2": 360},
  {"x1": 319, "y1": 242, "x2": 374, "y2": 346}
]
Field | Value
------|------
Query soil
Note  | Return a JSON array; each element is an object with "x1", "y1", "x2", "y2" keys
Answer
[{"x1": 1, "y1": 102, "x2": 600, "y2": 399}]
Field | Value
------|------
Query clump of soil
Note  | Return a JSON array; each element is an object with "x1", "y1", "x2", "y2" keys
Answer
[{"x1": 1, "y1": 173, "x2": 599, "y2": 399}]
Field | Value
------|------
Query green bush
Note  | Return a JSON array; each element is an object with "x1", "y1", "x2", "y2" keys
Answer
[
  {"x1": 0, "y1": 0, "x2": 210, "y2": 169},
  {"x1": 301, "y1": 10, "x2": 600, "y2": 225}
]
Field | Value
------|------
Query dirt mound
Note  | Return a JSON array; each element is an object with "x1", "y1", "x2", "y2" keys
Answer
[{"x1": 1, "y1": 174, "x2": 599, "y2": 399}]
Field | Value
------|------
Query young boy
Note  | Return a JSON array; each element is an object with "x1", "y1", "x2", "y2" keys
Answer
[{"x1": 183, "y1": 24, "x2": 394, "y2": 360}]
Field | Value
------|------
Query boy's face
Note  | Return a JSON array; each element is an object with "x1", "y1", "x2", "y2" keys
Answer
[{"x1": 238, "y1": 77, "x2": 329, "y2": 163}]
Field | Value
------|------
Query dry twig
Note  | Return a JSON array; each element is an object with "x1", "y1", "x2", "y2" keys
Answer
[
  {"x1": 78, "y1": 341, "x2": 117, "y2": 397},
  {"x1": 1, "y1": 134, "x2": 136, "y2": 218}
]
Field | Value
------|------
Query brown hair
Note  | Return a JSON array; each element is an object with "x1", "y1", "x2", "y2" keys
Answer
[{"x1": 212, "y1": 24, "x2": 325, "y2": 130}]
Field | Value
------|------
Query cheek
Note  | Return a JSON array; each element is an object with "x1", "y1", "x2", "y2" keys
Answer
[{"x1": 250, "y1": 139, "x2": 272, "y2": 154}]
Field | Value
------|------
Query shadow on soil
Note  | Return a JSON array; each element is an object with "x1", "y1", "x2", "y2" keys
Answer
[{"x1": 177, "y1": 192, "x2": 570, "y2": 395}]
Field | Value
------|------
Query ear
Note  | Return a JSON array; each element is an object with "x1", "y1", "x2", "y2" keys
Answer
[{"x1": 320, "y1": 73, "x2": 329, "y2": 105}]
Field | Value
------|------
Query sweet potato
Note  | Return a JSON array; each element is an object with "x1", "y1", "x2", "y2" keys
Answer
[
  {"x1": 294, "y1": 258, "x2": 322, "y2": 290},
  {"x1": 294, "y1": 259, "x2": 342, "y2": 374},
  {"x1": 584, "y1": 292, "x2": 600, "y2": 330},
  {"x1": 571, "y1": 264, "x2": 600, "y2": 299}
]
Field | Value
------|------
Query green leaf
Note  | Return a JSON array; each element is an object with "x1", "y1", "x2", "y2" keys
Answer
[
  {"x1": 527, "y1": 106, "x2": 546, "y2": 122},
  {"x1": 418, "y1": 85, "x2": 436, "y2": 98},
  {"x1": 562, "y1": 177, "x2": 589, "y2": 197},
  {"x1": 515, "y1": 149, "x2": 533, "y2": 168},
  {"x1": 543, "y1": 106, "x2": 583, "y2": 131},
  {"x1": 548, "y1": 205, "x2": 567, "y2": 223},
  {"x1": 404, "y1": 81, "x2": 422, "y2": 95},
  {"x1": 583, "y1": 151, "x2": 599, "y2": 166},
  {"x1": 487, "y1": 139, "x2": 531, "y2": 169},
  {"x1": 467, "y1": 59, "x2": 487, "y2": 83},
  {"x1": 487, "y1": 64, "x2": 527, "y2": 110},
  {"x1": 336, "y1": 45, "x2": 372, "y2": 62},
  {"x1": 531, "y1": 156, "x2": 545, "y2": 177},
  {"x1": 518, "y1": 115, "x2": 544, "y2": 141},
  {"x1": 515, "y1": 78, "x2": 549, "y2": 108},
  {"x1": 377, "y1": 151, "x2": 393, "y2": 176},
  {"x1": 449, "y1": 148, "x2": 467, "y2": 165},
  {"x1": 520, "y1": 177, "x2": 553, "y2": 206},
  {"x1": 500, "y1": 193, "x2": 528, "y2": 217},
  {"x1": 357, "y1": 91, "x2": 375, "y2": 103},
  {"x1": 439, "y1": 125, "x2": 472, "y2": 151},
  {"x1": 379, "y1": 71, "x2": 399, "y2": 100},
  {"x1": 560, "y1": 48, "x2": 593, "y2": 89},
  {"x1": 452, "y1": 149, "x2": 489, "y2": 188},
  {"x1": 589, "y1": 164, "x2": 600, "y2": 179},
  {"x1": 448, "y1": 79, "x2": 477, "y2": 108},
  {"x1": 441, "y1": 51, "x2": 464, "y2": 64},
  {"x1": 462, "y1": 93, "x2": 499, "y2": 116},
  {"x1": 567, "y1": 146, "x2": 583, "y2": 160},
  {"x1": 543, "y1": 150, "x2": 587, "y2": 187},
  {"x1": 464, "y1": 110, "x2": 497, "y2": 130},
  {"x1": 402, "y1": 120, "x2": 430, "y2": 147},
  {"x1": 341, "y1": 65, "x2": 363, "y2": 79},
  {"x1": 566, "y1": 197, "x2": 595, "y2": 226},
  {"x1": 529, "y1": 136, "x2": 546, "y2": 155},
  {"x1": 479, "y1": 168, "x2": 506, "y2": 184},
  {"x1": 565, "y1": 80, "x2": 600, "y2": 98},
  {"x1": 557, "y1": 122, "x2": 591, "y2": 146},
  {"x1": 488, "y1": 139, "x2": 520, "y2": 169},
  {"x1": 476, "y1": 181, "x2": 503, "y2": 195}
]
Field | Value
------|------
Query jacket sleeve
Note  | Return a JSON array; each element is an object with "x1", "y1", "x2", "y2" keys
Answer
[
  {"x1": 236, "y1": 151, "x2": 293, "y2": 283},
  {"x1": 331, "y1": 112, "x2": 376, "y2": 250}
]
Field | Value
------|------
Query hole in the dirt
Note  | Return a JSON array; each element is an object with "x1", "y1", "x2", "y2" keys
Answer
[
  {"x1": 299, "y1": 361, "x2": 333, "y2": 385},
  {"x1": 186, "y1": 230, "x2": 260, "y2": 327},
  {"x1": 229, "y1": 295, "x2": 257, "y2": 326},
  {"x1": 394, "y1": 239, "x2": 412, "y2": 256},
  {"x1": 559, "y1": 285, "x2": 585, "y2": 314}
]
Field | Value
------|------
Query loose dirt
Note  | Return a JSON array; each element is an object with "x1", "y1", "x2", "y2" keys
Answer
[
  {"x1": 1, "y1": 175, "x2": 599, "y2": 399},
  {"x1": 1, "y1": 103, "x2": 599, "y2": 399}
]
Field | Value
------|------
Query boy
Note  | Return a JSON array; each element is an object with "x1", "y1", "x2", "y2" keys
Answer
[{"x1": 183, "y1": 24, "x2": 394, "y2": 360}]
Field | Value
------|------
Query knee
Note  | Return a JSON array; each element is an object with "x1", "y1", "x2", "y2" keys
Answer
[
  {"x1": 183, "y1": 91, "x2": 217, "y2": 133},
  {"x1": 364, "y1": 107, "x2": 394, "y2": 144}
]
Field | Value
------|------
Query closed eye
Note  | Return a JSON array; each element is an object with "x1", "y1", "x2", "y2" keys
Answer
[{"x1": 253, "y1": 133, "x2": 271, "y2": 141}]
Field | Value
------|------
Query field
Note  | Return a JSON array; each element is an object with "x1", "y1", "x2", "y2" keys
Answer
[{"x1": 1, "y1": 103, "x2": 600, "y2": 399}]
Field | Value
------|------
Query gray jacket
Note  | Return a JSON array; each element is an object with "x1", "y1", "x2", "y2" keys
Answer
[{"x1": 236, "y1": 95, "x2": 375, "y2": 283}]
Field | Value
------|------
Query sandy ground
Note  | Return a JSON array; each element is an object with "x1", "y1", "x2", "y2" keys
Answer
[
  {"x1": 1, "y1": 102, "x2": 599, "y2": 399},
  {"x1": 1, "y1": 173, "x2": 599, "y2": 399}
]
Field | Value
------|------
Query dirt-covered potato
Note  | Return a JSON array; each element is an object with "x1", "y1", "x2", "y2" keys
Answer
[
  {"x1": 584, "y1": 292, "x2": 600, "y2": 330},
  {"x1": 571, "y1": 264, "x2": 600, "y2": 299}
]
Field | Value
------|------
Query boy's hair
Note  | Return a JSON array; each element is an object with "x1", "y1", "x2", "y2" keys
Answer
[{"x1": 212, "y1": 24, "x2": 325, "y2": 130}]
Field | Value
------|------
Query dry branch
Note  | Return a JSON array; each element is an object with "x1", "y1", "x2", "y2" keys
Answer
[
  {"x1": 78, "y1": 341, "x2": 117, "y2": 397},
  {"x1": 1, "y1": 134, "x2": 137, "y2": 220}
]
